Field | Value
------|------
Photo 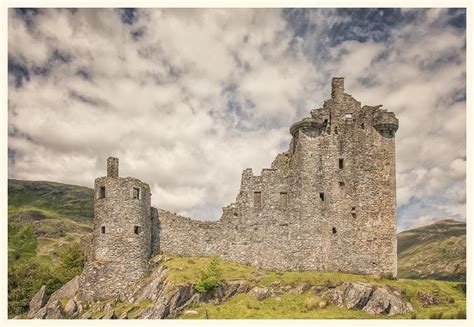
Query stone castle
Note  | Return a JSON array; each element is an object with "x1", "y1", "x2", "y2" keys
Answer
[{"x1": 78, "y1": 78, "x2": 399, "y2": 301}]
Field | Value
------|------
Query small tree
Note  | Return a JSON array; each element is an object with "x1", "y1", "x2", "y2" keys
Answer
[{"x1": 195, "y1": 256, "x2": 222, "y2": 294}]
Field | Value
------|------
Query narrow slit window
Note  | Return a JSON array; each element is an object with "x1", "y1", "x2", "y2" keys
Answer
[
  {"x1": 332, "y1": 227, "x2": 337, "y2": 234},
  {"x1": 99, "y1": 186, "x2": 106, "y2": 199},
  {"x1": 132, "y1": 187, "x2": 140, "y2": 199},
  {"x1": 134, "y1": 226, "x2": 140, "y2": 234},
  {"x1": 351, "y1": 207, "x2": 357, "y2": 218},
  {"x1": 254, "y1": 191, "x2": 262, "y2": 208},
  {"x1": 335, "y1": 127, "x2": 338, "y2": 134},
  {"x1": 361, "y1": 122, "x2": 365, "y2": 129},
  {"x1": 319, "y1": 192, "x2": 325, "y2": 201},
  {"x1": 279, "y1": 192, "x2": 288, "y2": 209},
  {"x1": 339, "y1": 158, "x2": 344, "y2": 169},
  {"x1": 101, "y1": 226, "x2": 105, "y2": 234}
]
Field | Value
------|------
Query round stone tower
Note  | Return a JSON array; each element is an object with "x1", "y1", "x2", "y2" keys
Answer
[{"x1": 93, "y1": 157, "x2": 152, "y2": 285}]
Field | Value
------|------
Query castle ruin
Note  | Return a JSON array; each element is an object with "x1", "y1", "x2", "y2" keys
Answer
[{"x1": 78, "y1": 78, "x2": 399, "y2": 301}]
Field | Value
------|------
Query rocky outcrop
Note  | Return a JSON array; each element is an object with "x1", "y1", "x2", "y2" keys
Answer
[
  {"x1": 27, "y1": 285, "x2": 48, "y2": 318},
  {"x1": 28, "y1": 264, "x2": 414, "y2": 319},
  {"x1": 322, "y1": 282, "x2": 413, "y2": 316},
  {"x1": 46, "y1": 275, "x2": 79, "y2": 306},
  {"x1": 363, "y1": 287, "x2": 414, "y2": 315}
]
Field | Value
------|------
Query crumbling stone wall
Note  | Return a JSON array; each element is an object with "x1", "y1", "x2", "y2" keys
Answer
[
  {"x1": 79, "y1": 160, "x2": 152, "y2": 301},
  {"x1": 81, "y1": 77, "x2": 399, "y2": 302},
  {"x1": 157, "y1": 77, "x2": 398, "y2": 276}
]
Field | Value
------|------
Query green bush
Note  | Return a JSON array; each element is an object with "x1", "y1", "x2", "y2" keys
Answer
[{"x1": 195, "y1": 257, "x2": 222, "y2": 294}]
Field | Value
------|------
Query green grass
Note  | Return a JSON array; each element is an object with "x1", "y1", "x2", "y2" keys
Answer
[
  {"x1": 397, "y1": 219, "x2": 466, "y2": 281},
  {"x1": 159, "y1": 255, "x2": 466, "y2": 319},
  {"x1": 8, "y1": 179, "x2": 94, "y2": 222}
]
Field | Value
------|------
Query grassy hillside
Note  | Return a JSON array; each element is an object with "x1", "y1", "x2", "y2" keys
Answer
[
  {"x1": 8, "y1": 179, "x2": 94, "y2": 223},
  {"x1": 397, "y1": 219, "x2": 466, "y2": 281},
  {"x1": 8, "y1": 179, "x2": 93, "y2": 316},
  {"x1": 7, "y1": 179, "x2": 467, "y2": 317},
  {"x1": 90, "y1": 255, "x2": 465, "y2": 319}
]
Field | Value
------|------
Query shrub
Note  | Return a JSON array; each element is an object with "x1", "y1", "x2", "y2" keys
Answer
[
  {"x1": 410, "y1": 313, "x2": 417, "y2": 319},
  {"x1": 195, "y1": 257, "x2": 222, "y2": 294},
  {"x1": 448, "y1": 297, "x2": 455, "y2": 304}
]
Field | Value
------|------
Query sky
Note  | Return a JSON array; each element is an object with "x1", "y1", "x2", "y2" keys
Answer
[{"x1": 8, "y1": 8, "x2": 466, "y2": 231}]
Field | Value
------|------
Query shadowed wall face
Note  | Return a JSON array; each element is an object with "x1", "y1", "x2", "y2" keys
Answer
[{"x1": 157, "y1": 78, "x2": 398, "y2": 276}]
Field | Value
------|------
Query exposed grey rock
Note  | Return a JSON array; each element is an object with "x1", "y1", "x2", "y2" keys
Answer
[
  {"x1": 343, "y1": 282, "x2": 373, "y2": 309},
  {"x1": 323, "y1": 288, "x2": 344, "y2": 307},
  {"x1": 288, "y1": 281, "x2": 311, "y2": 295},
  {"x1": 31, "y1": 307, "x2": 47, "y2": 319},
  {"x1": 44, "y1": 300, "x2": 64, "y2": 319},
  {"x1": 47, "y1": 275, "x2": 79, "y2": 307},
  {"x1": 363, "y1": 287, "x2": 413, "y2": 316},
  {"x1": 417, "y1": 291, "x2": 439, "y2": 307},
  {"x1": 28, "y1": 285, "x2": 48, "y2": 318},
  {"x1": 64, "y1": 298, "x2": 78, "y2": 318},
  {"x1": 249, "y1": 287, "x2": 271, "y2": 301}
]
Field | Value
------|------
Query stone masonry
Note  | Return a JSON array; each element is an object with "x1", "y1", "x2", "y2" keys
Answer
[{"x1": 79, "y1": 77, "x2": 399, "y2": 301}]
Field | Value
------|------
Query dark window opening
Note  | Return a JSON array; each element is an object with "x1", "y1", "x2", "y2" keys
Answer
[
  {"x1": 99, "y1": 186, "x2": 106, "y2": 199},
  {"x1": 339, "y1": 158, "x2": 344, "y2": 169},
  {"x1": 361, "y1": 123, "x2": 365, "y2": 129},
  {"x1": 351, "y1": 207, "x2": 357, "y2": 218},
  {"x1": 389, "y1": 130, "x2": 394, "y2": 137},
  {"x1": 134, "y1": 226, "x2": 140, "y2": 234},
  {"x1": 332, "y1": 227, "x2": 337, "y2": 234},
  {"x1": 133, "y1": 187, "x2": 140, "y2": 199},
  {"x1": 319, "y1": 192, "x2": 325, "y2": 201},
  {"x1": 339, "y1": 181, "x2": 345, "y2": 186},
  {"x1": 335, "y1": 127, "x2": 338, "y2": 134},
  {"x1": 233, "y1": 212, "x2": 238, "y2": 217},
  {"x1": 101, "y1": 226, "x2": 105, "y2": 234},
  {"x1": 327, "y1": 127, "x2": 331, "y2": 135},
  {"x1": 254, "y1": 191, "x2": 262, "y2": 208}
]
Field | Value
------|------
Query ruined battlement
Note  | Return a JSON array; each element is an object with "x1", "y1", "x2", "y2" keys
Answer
[{"x1": 79, "y1": 78, "x2": 399, "y2": 302}]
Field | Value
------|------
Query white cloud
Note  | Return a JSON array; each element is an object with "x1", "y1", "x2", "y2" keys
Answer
[{"x1": 8, "y1": 9, "x2": 465, "y2": 227}]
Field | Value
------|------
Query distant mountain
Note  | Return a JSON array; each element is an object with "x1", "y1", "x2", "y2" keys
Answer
[
  {"x1": 8, "y1": 179, "x2": 94, "y2": 223},
  {"x1": 397, "y1": 219, "x2": 466, "y2": 281}
]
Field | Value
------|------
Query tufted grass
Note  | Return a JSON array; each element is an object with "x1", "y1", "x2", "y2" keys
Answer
[{"x1": 160, "y1": 255, "x2": 466, "y2": 319}]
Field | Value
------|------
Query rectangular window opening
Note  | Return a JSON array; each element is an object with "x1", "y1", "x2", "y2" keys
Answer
[
  {"x1": 101, "y1": 226, "x2": 105, "y2": 234},
  {"x1": 133, "y1": 187, "x2": 140, "y2": 199},
  {"x1": 345, "y1": 113, "x2": 352, "y2": 119},
  {"x1": 339, "y1": 158, "x2": 344, "y2": 169},
  {"x1": 351, "y1": 207, "x2": 357, "y2": 218},
  {"x1": 134, "y1": 226, "x2": 140, "y2": 234},
  {"x1": 319, "y1": 192, "x2": 325, "y2": 201},
  {"x1": 279, "y1": 192, "x2": 288, "y2": 209},
  {"x1": 332, "y1": 227, "x2": 337, "y2": 234},
  {"x1": 99, "y1": 186, "x2": 106, "y2": 199},
  {"x1": 339, "y1": 181, "x2": 345, "y2": 186}
]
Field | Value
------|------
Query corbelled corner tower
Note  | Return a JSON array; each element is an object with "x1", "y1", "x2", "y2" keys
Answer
[
  {"x1": 78, "y1": 157, "x2": 153, "y2": 302},
  {"x1": 159, "y1": 77, "x2": 399, "y2": 277}
]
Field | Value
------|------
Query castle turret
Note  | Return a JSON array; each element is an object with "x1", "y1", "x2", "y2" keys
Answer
[
  {"x1": 331, "y1": 77, "x2": 345, "y2": 100},
  {"x1": 79, "y1": 157, "x2": 152, "y2": 301}
]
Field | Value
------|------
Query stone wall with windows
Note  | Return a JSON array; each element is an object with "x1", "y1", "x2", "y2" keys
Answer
[{"x1": 156, "y1": 77, "x2": 398, "y2": 276}]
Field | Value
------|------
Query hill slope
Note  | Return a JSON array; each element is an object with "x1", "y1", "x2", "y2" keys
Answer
[
  {"x1": 7, "y1": 179, "x2": 467, "y2": 316},
  {"x1": 397, "y1": 219, "x2": 466, "y2": 281},
  {"x1": 8, "y1": 179, "x2": 94, "y2": 222}
]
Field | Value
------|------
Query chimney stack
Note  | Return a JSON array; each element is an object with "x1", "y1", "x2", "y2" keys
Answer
[
  {"x1": 331, "y1": 77, "x2": 345, "y2": 99},
  {"x1": 107, "y1": 157, "x2": 119, "y2": 178}
]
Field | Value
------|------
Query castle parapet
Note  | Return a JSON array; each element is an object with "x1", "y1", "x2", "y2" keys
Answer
[{"x1": 374, "y1": 110, "x2": 399, "y2": 138}]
